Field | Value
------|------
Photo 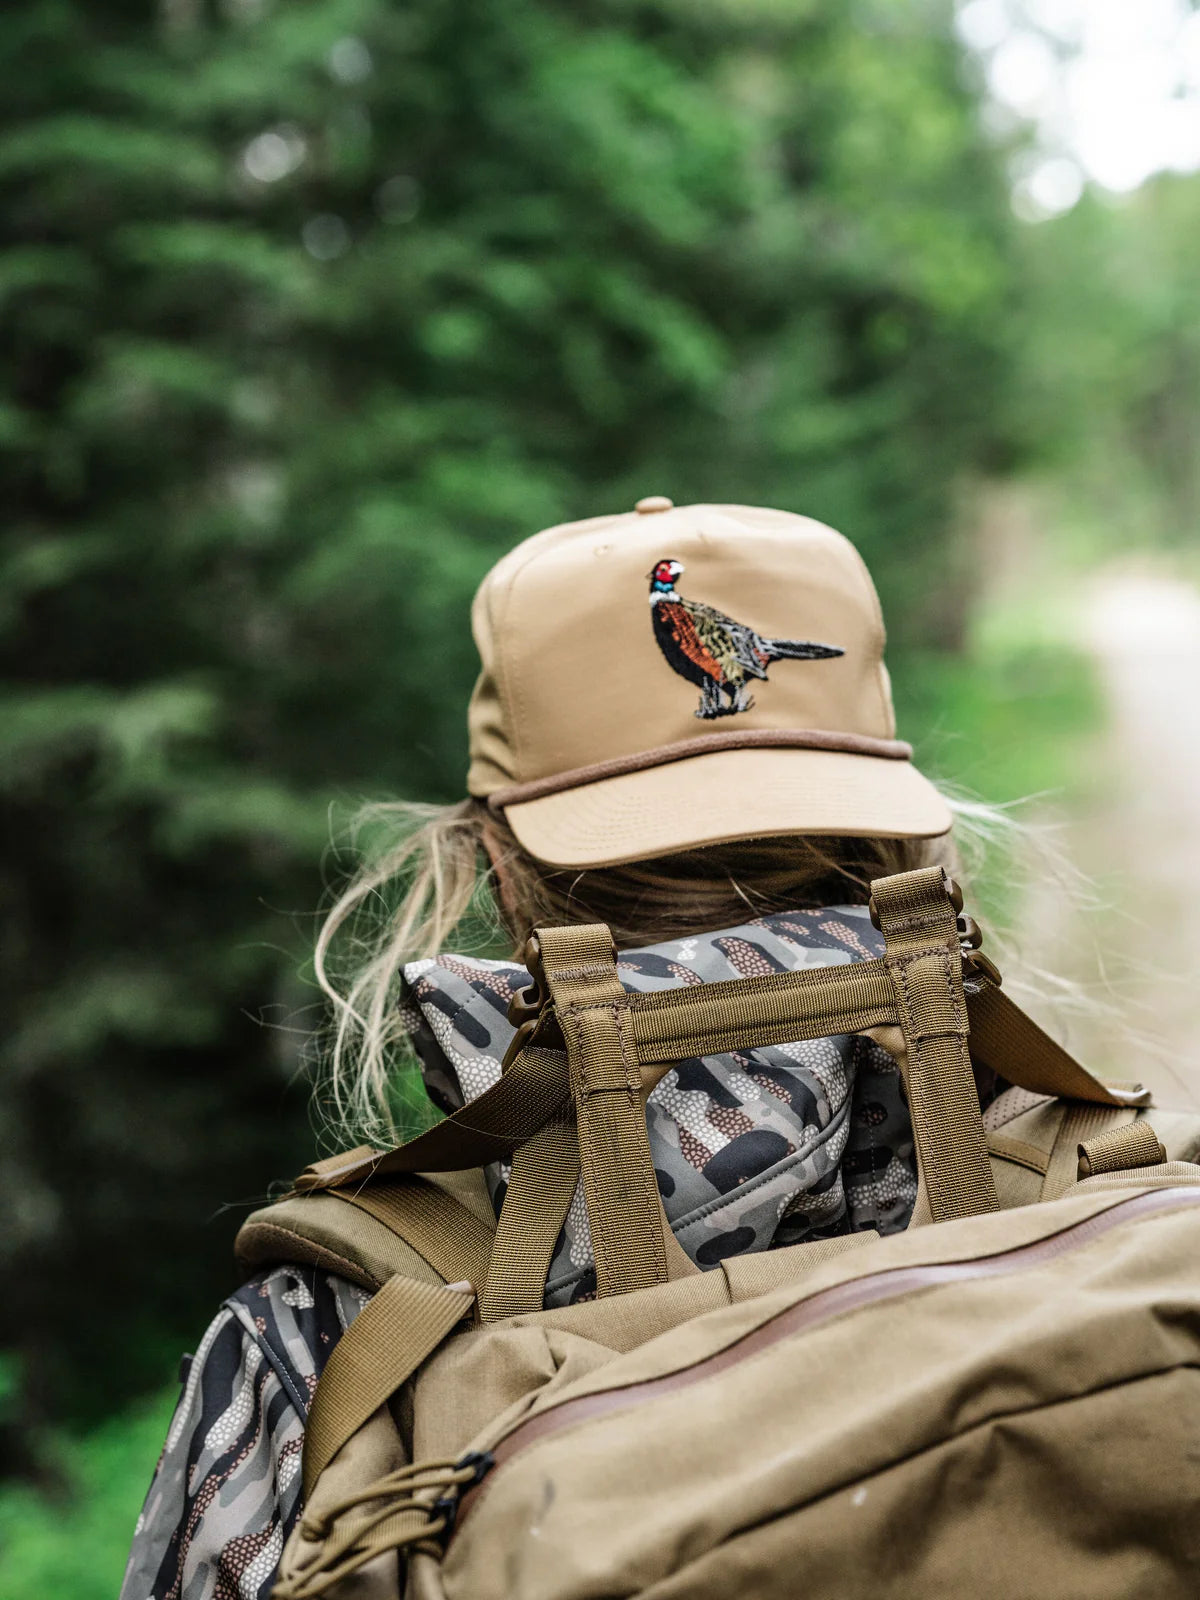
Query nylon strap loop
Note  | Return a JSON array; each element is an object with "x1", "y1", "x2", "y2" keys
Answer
[
  {"x1": 871, "y1": 867, "x2": 998, "y2": 1223},
  {"x1": 1077, "y1": 1119, "x2": 1166, "y2": 1182},
  {"x1": 478, "y1": 1083, "x2": 580, "y2": 1323},
  {"x1": 536, "y1": 923, "x2": 670, "y2": 1299},
  {"x1": 1042, "y1": 1101, "x2": 1134, "y2": 1199}
]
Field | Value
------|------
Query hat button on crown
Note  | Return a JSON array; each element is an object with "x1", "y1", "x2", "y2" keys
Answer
[{"x1": 635, "y1": 495, "x2": 673, "y2": 514}]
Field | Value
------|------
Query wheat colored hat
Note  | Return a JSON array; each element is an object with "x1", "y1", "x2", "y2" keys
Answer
[{"x1": 466, "y1": 499, "x2": 951, "y2": 869}]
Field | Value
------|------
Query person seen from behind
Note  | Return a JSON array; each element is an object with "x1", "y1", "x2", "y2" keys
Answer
[{"x1": 123, "y1": 499, "x2": 974, "y2": 1599}]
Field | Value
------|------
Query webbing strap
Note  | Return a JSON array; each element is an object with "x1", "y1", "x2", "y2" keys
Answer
[
  {"x1": 872, "y1": 867, "x2": 998, "y2": 1223},
  {"x1": 538, "y1": 923, "x2": 670, "y2": 1299},
  {"x1": 301, "y1": 1274, "x2": 473, "y2": 1500},
  {"x1": 1078, "y1": 1119, "x2": 1167, "y2": 1181},
  {"x1": 291, "y1": 884, "x2": 1148, "y2": 1231},
  {"x1": 627, "y1": 959, "x2": 898, "y2": 1061},
  {"x1": 339, "y1": 1177, "x2": 493, "y2": 1292},
  {"x1": 478, "y1": 1092, "x2": 579, "y2": 1323},
  {"x1": 1043, "y1": 1101, "x2": 1136, "y2": 1198},
  {"x1": 293, "y1": 1043, "x2": 571, "y2": 1193},
  {"x1": 965, "y1": 983, "x2": 1150, "y2": 1108}
]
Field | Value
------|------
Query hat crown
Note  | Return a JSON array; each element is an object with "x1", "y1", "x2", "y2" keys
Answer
[{"x1": 467, "y1": 502, "x2": 894, "y2": 797}]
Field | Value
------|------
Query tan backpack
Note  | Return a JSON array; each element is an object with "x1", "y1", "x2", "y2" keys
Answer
[{"x1": 237, "y1": 867, "x2": 1200, "y2": 1600}]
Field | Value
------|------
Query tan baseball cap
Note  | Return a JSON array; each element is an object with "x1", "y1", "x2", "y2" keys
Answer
[{"x1": 467, "y1": 499, "x2": 951, "y2": 868}]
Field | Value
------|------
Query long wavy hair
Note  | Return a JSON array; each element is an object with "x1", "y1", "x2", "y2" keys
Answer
[{"x1": 313, "y1": 798, "x2": 967, "y2": 1149}]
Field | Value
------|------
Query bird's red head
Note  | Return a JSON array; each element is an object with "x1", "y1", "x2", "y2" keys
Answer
[{"x1": 649, "y1": 558, "x2": 684, "y2": 590}]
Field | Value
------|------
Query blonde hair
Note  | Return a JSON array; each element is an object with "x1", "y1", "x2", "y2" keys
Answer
[{"x1": 313, "y1": 798, "x2": 959, "y2": 1149}]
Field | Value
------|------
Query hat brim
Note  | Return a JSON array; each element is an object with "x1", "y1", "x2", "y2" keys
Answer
[{"x1": 501, "y1": 746, "x2": 952, "y2": 869}]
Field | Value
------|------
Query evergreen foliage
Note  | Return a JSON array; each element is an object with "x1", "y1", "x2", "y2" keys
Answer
[{"x1": 0, "y1": 0, "x2": 1016, "y2": 1448}]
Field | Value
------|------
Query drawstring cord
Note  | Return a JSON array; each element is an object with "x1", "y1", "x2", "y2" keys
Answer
[
  {"x1": 273, "y1": 1454, "x2": 492, "y2": 1599},
  {"x1": 299, "y1": 1456, "x2": 462, "y2": 1541}
]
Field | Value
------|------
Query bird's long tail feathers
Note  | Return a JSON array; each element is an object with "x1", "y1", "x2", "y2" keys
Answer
[{"x1": 764, "y1": 638, "x2": 844, "y2": 661}]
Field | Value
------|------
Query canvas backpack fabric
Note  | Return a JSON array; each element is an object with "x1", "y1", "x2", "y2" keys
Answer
[
  {"x1": 236, "y1": 867, "x2": 1200, "y2": 1600},
  {"x1": 414, "y1": 1179, "x2": 1200, "y2": 1600}
]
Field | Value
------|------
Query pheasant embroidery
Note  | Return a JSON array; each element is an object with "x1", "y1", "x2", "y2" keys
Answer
[{"x1": 649, "y1": 558, "x2": 843, "y2": 719}]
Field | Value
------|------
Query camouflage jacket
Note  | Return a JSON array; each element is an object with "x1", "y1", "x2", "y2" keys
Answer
[{"x1": 123, "y1": 906, "x2": 920, "y2": 1598}]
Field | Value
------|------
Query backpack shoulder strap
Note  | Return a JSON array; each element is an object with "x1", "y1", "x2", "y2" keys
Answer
[
  {"x1": 966, "y1": 982, "x2": 1150, "y2": 1108},
  {"x1": 299, "y1": 1272, "x2": 475, "y2": 1504},
  {"x1": 235, "y1": 1169, "x2": 496, "y2": 1294},
  {"x1": 237, "y1": 1168, "x2": 496, "y2": 1520}
]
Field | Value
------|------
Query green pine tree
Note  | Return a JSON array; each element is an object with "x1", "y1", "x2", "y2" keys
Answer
[{"x1": 0, "y1": 0, "x2": 1017, "y2": 1446}]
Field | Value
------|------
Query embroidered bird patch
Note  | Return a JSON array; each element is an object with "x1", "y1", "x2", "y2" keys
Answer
[{"x1": 649, "y1": 558, "x2": 844, "y2": 719}]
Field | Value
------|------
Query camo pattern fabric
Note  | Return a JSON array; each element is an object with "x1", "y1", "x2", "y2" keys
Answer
[
  {"x1": 122, "y1": 905, "x2": 920, "y2": 1594},
  {"x1": 401, "y1": 904, "x2": 918, "y2": 1304},
  {"x1": 119, "y1": 1266, "x2": 367, "y2": 1600}
]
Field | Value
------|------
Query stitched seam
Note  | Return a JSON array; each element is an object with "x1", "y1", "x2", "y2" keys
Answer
[
  {"x1": 890, "y1": 948, "x2": 966, "y2": 1039},
  {"x1": 879, "y1": 911, "x2": 951, "y2": 937},
  {"x1": 615, "y1": 998, "x2": 639, "y2": 1098},
  {"x1": 616, "y1": 994, "x2": 669, "y2": 1276},
  {"x1": 564, "y1": 1004, "x2": 613, "y2": 1284},
  {"x1": 566, "y1": 996, "x2": 665, "y2": 1282},
  {"x1": 225, "y1": 1288, "x2": 315, "y2": 1421},
  {"x1": 571, "y1": 1000, "x2": 638, "y2": 1097},
  {"x1": 670, "y1": 1095, "x2": 854, "y2": 1234}
]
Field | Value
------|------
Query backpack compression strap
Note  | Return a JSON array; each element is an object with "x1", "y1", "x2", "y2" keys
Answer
[
  {"x1": 870, "y1": 867, "x2": 997, "y2": 1222},
  {"x1": 293, "y1": 965, "x2": 1144, "y2": 1207},
  {"x1": 535, "y1": 922, "x2": 671, "y2": 1299}
]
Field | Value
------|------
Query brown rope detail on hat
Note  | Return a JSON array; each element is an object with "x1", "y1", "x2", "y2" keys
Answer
[{"x1": 483, "y1": 728, "x2": 913, "y2": 811}]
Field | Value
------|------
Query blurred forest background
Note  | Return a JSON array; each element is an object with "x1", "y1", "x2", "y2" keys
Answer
[{"x1": 3, "y1": 0, "x2": 1200, "y2": 1590}]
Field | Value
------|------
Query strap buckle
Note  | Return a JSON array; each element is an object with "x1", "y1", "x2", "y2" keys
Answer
[
  {"x1": 955, "y1": 907, "x2": 1003, "y2": 988},
  {"x1": 961, "y1": 946, "x2": 1003, "y2": 989},
  {"x1": 501, "y1": 934, "x2": 562, "y2": 1070},
  {"x1": 869, "y1": 872, "x2": 1003, "y2": 989}
]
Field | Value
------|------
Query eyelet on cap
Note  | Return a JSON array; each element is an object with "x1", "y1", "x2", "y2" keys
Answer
[{"x1": 634, "y1": 495, "x2": 673, "y2": 514}]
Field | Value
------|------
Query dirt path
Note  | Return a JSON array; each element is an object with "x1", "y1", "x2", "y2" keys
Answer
[{"x1": 1021, "y1": 570, "x2": 1200, "y2": 1107}]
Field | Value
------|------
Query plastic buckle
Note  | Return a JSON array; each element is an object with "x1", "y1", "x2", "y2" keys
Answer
[
  {"x1": 942, "y1": 869, "x2": 965, "y2": 914},
  {"x1": 506, "y1": 934, "x2": 546, "y2": 1027},
  {"x1": 500, "y1": 1013, "x2": 541, "y2": 1072},
  {"x1": 432, "y1": 1451, "x2": 495, "y2": 1543},
  {"x1": 506, "y1": 981, "x2": 542, "y2": 1030},
  {"x1": 501, "y1": 934, "x2": 556, "y2": 1071},
  {"x1": 962, "y1": 947, "x2": 1002, "y2": 988}
]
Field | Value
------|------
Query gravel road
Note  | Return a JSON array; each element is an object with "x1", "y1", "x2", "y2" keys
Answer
[{"x1": 1021, "y1": 571, "x2": 1200, "y2": 1107}]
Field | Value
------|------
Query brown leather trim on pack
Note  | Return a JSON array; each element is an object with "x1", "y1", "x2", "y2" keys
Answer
[
  {"x1": 454, "y1": 1186, "x2": 1200, "y2": 1533},
  {"x1": 482, "y1": 729, "x2": 914, "y2": 809}
]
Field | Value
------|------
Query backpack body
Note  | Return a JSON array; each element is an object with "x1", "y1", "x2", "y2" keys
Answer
[
  {"x1": 242, "y1": 868, "x2": 1200, "y2": 1600},
  {"x1": 426, "y1": 1181, "x2": 1200, "y2": 1600}
]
